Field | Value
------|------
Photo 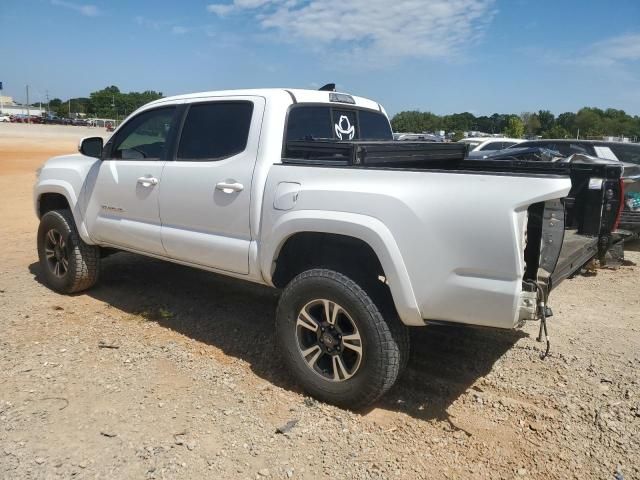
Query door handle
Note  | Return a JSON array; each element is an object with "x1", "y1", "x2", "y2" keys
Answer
[
  {"x1": 215, "y1": 181, "x2": 244, "y2": 193},
  {"x1": 137, "y1": 176, "x2": 158, "y2": 187}
]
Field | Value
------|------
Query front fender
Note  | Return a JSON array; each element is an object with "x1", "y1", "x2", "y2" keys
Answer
[
  {"x1": 34, "y1": 180, "x2": 93, "y2": 244},
  {"x1": 260, "y1": 210, "x2": 423, "y2": 326}
]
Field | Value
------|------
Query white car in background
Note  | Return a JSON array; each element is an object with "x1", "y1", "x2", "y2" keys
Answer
[
  {"x1": 459, "y1": 137, "x2": 525, "y2": 158},
  {"x1": 0, "y1": 114, "x2": 11, "y2": 122}
]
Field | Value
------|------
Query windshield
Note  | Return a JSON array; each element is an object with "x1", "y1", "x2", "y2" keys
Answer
[{"x1": 286, "y1": 105, "x2": 392, "y2": 142}]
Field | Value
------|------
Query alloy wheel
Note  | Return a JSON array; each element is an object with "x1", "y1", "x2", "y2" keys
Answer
[
  {"x1": 44, "y1": 228, "x2": 69, "y2": 278},
  {"x1": 295, "y1": 299, "x2": 363, "y2": 382}
]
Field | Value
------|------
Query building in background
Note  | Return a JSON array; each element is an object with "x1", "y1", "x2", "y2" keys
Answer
[{"x1": 0, "y1": 95, "x2": 45, "y2": 116}]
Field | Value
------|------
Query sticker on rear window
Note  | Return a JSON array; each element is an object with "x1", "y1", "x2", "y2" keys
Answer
[{"x1": 334, "y1": 115, "x2": 355, "y2": 140}]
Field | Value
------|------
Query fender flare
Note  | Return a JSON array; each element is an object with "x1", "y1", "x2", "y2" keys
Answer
[
  {"x1": 260, "y1": 210, "x2": 424, "y2": 326},
  {"x1": 34, "y1": 180, "x2": 93, "y2": 244}
]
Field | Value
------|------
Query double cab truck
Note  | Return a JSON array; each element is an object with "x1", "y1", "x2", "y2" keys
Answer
[{"x1": 34, "y1": 88, "x2": 623, "y2": 408}]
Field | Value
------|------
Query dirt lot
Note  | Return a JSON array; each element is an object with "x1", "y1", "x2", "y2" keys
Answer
[{"x1": 1, "y1": 123, "x2": 639, "y2": 479}]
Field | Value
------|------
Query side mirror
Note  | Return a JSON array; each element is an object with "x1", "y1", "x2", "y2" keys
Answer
[{"x1": 78, "y1": 136, "x2": 104, "y2": 158}]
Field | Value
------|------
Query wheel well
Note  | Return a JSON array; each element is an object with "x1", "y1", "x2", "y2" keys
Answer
[
  {"x1": 38, "y1": 193, "x2": 70, "y2": 218},
  {"x1": 272, "y1": 232, "x2": 386, "y2": 288}
]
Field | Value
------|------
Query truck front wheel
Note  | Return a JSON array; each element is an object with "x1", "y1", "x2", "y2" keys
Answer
[
  {"x1": 275, "y1": 269, "x2": 409, "y2": 409},
  {"x1": 37, "y1": 209, "x2": 100, "y2": 294}
]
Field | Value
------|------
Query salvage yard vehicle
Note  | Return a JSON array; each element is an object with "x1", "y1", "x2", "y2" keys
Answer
[
  {"x1": 461, "y1": 137, "x2": 524, "y2": 159},
  {"x1": 502, "y1": 140, "x2": 640, "y2": 241},
  {"x1": 33, "y1": 88, "x2": 624, "y2": 408}
]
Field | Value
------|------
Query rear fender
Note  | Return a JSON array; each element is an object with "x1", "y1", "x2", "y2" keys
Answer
[{"x1": 260, "y1": 210, "x2": 423, "y2": 326}]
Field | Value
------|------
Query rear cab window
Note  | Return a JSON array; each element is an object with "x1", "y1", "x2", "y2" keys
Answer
[
  {"x1": 284, "y1": 104, "x2": 392, "y2": 162},
  {"x1": 285, "y1": 105, "x2": 392, "y2": 142}
]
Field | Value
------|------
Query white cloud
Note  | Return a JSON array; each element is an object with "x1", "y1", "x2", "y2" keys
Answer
[
  {"x1": 206, "y1": 0, "x2": 496, "y2": 60},
  {"x1": 172, "y1": 26, "x2": 190, "y2": 35},
  {"x1": 51, "y1": 0, "x2": 100, "y2": 17},
  {"x1": 588, "y1": 33, "x2": 640, "y2": 65},
  {"x1": 538, "y1": 32, "x2": 640, "y2": 70},
  {"x1": 206, "y1": 4, "x2": 235, "y2": 16}
]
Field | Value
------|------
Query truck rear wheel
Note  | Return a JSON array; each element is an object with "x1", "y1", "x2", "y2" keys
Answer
[
  {"x1": 275, "y1": 269, "x2": 409, "y2": 409},
  {"x1": 37, "y1": 209, "x2": 100, "y2": 294}
]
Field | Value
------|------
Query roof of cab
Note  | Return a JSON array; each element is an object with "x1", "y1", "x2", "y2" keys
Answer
[{"x1": 145, "y1": 88, "x2": 383, "y2": 113}]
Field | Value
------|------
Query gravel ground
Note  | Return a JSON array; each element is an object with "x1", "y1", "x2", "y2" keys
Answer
[{"x1": 0, "y1": 124, "x2": 639, "y2": 479}]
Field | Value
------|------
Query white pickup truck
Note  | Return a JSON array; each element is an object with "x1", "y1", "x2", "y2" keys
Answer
[{"x1": 34, "y1": 88, "x2": 623, "y2": 408}]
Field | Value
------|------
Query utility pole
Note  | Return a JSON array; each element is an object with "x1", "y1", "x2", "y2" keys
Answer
[
  {"x1": 0, "y1": 81, "x2": 3, "y2": 115},
  {"x1": 26, "y1": 85, "x2": 30, "y2": 124},
  {"x1": 46, "y1": 90, "x2": 50, "y2": 115},
  {"x1": 68, "y1": 99, "x2": 71, "y2": 118}
]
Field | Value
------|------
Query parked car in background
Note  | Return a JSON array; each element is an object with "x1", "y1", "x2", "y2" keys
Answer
[
  {"x1": 461, "y1": 137, "x2": 525, "y2": 158},
  {"x1": 0, "y1": 114, "x2": 10, "y2": 122},
  {"x1": 504, "y1": 140, "x2": 640, "y2": 240},
  {"x1": 72, "y1": 118, "x2": 89, "y2": 126},
  {"x1": 393, "y1": 132, "x2": 442, "y2": 142}
]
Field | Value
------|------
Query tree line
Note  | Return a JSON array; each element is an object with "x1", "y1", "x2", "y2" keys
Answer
[
  {"x1": 38, "y1": 86, "x2": 640, "y2": 141},
  {"x1": 44, "y1": 86, "x2": 163, "y2": 119},
  {"x1": 390, "y1": 107, "x2": 640, "y2": 141}
]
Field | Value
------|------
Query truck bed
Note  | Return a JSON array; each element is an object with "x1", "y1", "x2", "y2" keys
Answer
[{"x1": 280, "y1": 140, "x2": 623, "y2": 292}]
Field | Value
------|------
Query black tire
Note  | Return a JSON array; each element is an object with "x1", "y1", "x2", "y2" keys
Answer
[
  {"x1": 275, "y1": 269, "x2": 409, "y2": 409},
  {"x1": 37, "y1": 209, "x2": 100, "y2": 294}
]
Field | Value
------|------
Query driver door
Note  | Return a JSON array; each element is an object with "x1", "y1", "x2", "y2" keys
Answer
[{"x1": 84, "y1": 106, "x2": 178, "y2": 255}]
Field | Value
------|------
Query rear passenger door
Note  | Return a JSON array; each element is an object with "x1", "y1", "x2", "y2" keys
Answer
[{"x1": 159, "y1": 97, "x2": 264, "y2": 274}]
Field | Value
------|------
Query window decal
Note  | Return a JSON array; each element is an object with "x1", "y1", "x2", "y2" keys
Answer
[{"x1": 334, "y1": 115, "x2": 355, "y2": 140}]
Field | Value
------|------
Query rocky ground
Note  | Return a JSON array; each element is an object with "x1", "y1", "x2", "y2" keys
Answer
[{"x1": 0, "y1": 124, "x2": 638, "y2": 479}]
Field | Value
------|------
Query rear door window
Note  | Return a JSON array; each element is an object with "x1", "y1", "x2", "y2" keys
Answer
[{"x1": 177, "y1": 102, "x2": 253, "y2": 161}]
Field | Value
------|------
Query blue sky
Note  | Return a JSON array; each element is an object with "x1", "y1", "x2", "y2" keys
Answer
[{"x1": 1, "y1": 0, "x2": 639, "y2": 116}]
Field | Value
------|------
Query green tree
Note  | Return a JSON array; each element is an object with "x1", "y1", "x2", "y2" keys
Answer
[
  {"x1": 537, "y1": 110, "x2": 555, "y2": 132},
  {"x1": 504, "y1": 117, "x2": 524, "y2": 138},
  {"x1": 75, "y1": 86, "x2": 164, "y2": 118},
  {"x1": 391, "y1": 110, "x2": 440, "y2": 133},
  {"x1": 575, "y1": 108, "x2": 603, "y2": 137},
  {"x1": 452, "y1": 130, "x2": 465, "y2": 142},
  {"x1": 520, "y1": 112, "x2": 541, "y2": 137},
  {"x1": 541, "y1": 125, "x2": 569, "y2": 139},
  {"x1": 556, "y1": 112, "x2": 576, "y2": 136}
]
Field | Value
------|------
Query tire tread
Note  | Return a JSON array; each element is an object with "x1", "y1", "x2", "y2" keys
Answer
[
  {"x1": 276, "y1": 268, "x2": 409, "y2": 409},
  {"x1": 39, "y1": 209, "x2": 100, "y2": 293}
]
